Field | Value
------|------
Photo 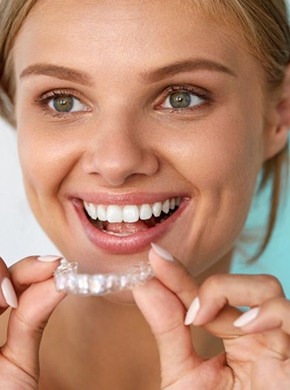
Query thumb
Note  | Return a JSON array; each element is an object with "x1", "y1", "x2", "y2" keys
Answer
[{"x1": 133, "y1": 278, "x2": 203, "y2": 388}]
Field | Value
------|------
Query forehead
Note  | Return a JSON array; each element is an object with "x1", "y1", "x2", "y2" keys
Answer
[{"x1": 12, "y1": 0, "x2": 259, "y2": 84}]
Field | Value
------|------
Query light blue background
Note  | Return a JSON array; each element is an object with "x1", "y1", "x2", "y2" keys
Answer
[
  {"x1": 231, "y1": 141, "x2": 290, "y2": 297},
  {"x1": 231, "y1": 3, "x2": 290, "y2": 297}
]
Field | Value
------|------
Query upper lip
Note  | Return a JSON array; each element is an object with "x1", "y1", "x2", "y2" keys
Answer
[{"x1": 71, "y1": 192, "x2": 188, "y2": 206}]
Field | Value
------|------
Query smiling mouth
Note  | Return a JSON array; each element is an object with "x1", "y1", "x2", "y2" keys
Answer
[{"x1": 83, "y1": 197, "x2": 181, "y2": 237}]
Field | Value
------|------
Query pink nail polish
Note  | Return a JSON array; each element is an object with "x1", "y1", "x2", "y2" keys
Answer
[
  {"x1": 1, "y1": 278, "x2": 18, "y2": 308},
  {"x1": 151, "y1": 243, "x2": 174, "y2": 262},
  {"x1": 233, "y1": 307, "x2": 260, "y2": 327},
  {"x1": 37, "y1": 255, "x2": 62, "y2": 262},
  {"x1": 184, "y1": 297, "x2": 200, "y2": 325}
]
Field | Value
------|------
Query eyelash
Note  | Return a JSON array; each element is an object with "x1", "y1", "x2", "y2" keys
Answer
[
  {"x1": 157, "y1": 85, "x2": 211, "y2": 112},
  {"x1": 35, "y1": 89, "x2": 90, "y2": 118},
  {"x1": 34, "y1": 85, "x2": 212, "y2": 118}
]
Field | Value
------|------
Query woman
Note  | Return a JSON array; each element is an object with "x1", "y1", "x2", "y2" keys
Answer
[{"x1": 0, "y1": 0, "x2": 290, "y2": 388}]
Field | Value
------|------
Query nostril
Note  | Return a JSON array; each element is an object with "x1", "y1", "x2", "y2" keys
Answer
[{"x1": 81, "y1": 127, "x2": 159, "y2": 185}]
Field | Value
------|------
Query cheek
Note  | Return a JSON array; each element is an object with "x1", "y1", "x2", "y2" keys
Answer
[
  {"x1": 15, "y1": 91, "x2": 74, "y2": 198},
  {"x1": 159, "y1": 116, "x2": 265, "y2": 271},
  {"x1": 164, "y1": 114, "x2": 264, "y2": 196},
  {"x1": 17, "y1": 122, "x2": 75, "y2": 204}
]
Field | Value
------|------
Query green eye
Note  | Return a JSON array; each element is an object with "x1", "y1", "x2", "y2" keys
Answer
[
  {"x1": 162, "y1": 89, "x2": 205, "y2": 110},
  {"x1": 48, "y1": 95, "x2": 87, "y2": 113},
  {"x1": 52, "y1": 96, "x2": 74, "y2": 112},
  {"x1": 169, "y1": 92, "x2": 191, "y2": 109}
]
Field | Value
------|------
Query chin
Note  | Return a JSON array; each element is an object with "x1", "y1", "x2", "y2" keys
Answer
[{"x1": 102, "y1": 290, "x2": 137, "y2": 305}]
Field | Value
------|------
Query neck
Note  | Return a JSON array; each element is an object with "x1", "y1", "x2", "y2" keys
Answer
[{"x1": 40, "y1": 296, "x2": 161, "y2": 389}]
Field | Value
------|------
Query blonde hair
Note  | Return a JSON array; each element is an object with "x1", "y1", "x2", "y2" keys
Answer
[{"x1": 0, "y1": 0, "x2": 289, "y2": 258}]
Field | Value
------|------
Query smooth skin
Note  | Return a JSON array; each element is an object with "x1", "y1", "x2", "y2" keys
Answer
[{"x1": 0, "y1": 0, "x2": 289, "y2": 388}]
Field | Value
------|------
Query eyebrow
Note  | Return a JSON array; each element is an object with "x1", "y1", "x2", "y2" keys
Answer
[
  {"x1": 141, "y1": 59, "x2": 237, "y2": 82},
  {"x1": 20, "y1": 64, "x2": 93, "y2": 86},
  {"x1": 20, "y1": 58, "x2": 236, "y2": 86}
]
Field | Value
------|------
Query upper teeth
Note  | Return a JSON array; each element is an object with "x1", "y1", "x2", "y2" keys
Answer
[{"x1": 83, "y1": 197, "x2": 180, "y2": 223}]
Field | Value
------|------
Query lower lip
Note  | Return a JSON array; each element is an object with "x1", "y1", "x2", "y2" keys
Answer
[{"x1": 74, "y1": 199, "x2": 189, "y2": 254}]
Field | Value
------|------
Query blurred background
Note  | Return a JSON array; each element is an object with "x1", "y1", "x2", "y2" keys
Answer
[{"x1": 0, "y1": 2, "x2": 290, "y2": 297}]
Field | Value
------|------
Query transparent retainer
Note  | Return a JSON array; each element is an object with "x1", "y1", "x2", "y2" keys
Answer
[{"x1": 54, "y1": 259, "x2": 154, "y2": 296}]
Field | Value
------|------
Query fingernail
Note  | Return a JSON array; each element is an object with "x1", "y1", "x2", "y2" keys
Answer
[
  {"x1": 37, "y1": 255, "x2": 62, "y2": 262},
  {"x1": 1, "y1": 278, "x2": 18, "y2": 308},
  {"x1": 184, "y1": 297, "x2": 200, "y2": 325},
  {"x1": 233, "y1": 307, "x2": 260, "y2": 327},
  {"x1": 151, "y1": 243, "x2": 174, "y2": 262}
]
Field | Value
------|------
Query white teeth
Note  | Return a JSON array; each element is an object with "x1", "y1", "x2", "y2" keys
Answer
[
  {"x1": 152, "y1": 202, "x2": 162, "y2": 217},
  {"x1": 123, "y1": 205, "x2": 139, "y2": 223},
  {"x1": 97, "y1": 205, "x2": 107, "y2": 221},
  {"x1": 83, "y1": 197, "x2": 180, "y2": 223},
  {"x1": 107, "y1": 205, "x2": 123, "y2": 223},
  {"x1": 84, "y1": 202, "x2": 98, "y2": 220},
  {"x1": 162, "y1": 199, "x2": 170, "y2": 214},
  {"x1": 170, "y1": 198, "x2": 176, "y2": 210},
  {"x1": 88, "y1": 203, "x2": 98, "y2": 220},
  {"x1": 139, "y1": 204, "x2": 152, "y2": 220}
]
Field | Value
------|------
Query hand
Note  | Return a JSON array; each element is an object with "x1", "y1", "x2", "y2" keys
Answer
[
  {"x1": 133, "y1": 245, "x2": 290, "y2": 389},
  {"x1": 0, "y1": 255, "x2": 66, "y2": 389}
]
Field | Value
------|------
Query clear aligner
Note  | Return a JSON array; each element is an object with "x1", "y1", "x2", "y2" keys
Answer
[{"x1": 54, "y1": 259, "x2": 154, "y2": 296}]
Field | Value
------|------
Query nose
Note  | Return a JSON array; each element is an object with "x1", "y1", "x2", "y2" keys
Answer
[{"x1": 82, "y1": 115, "x2": 159, "y2": 186}]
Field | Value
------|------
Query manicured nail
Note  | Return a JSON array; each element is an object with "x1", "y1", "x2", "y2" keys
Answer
[
  {"x1": 233, "y1": 307, "x2": 260, "y2": 327},
  {"x1": 37, "y1": 255, "x2": 62, "y2": 262},
  {"x1": 151, "y1": 243, "x2": 174, "y2": 262},
  {"x1": 1, "y1": 278, "x2": 18, "y2": 308},
  {"x1": 184, "y1": 297, "x2": 200, "y2": 325}
]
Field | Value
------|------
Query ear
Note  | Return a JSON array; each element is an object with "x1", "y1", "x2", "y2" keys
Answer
[{"x1": 264, "y1": 63, "x2": 290, "y2": 160}]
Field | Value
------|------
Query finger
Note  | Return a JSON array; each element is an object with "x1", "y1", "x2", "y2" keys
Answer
[
  {"x1": 133, "y1": 278, "x2": 202, "y2": 388},
  {"x1": 192, "y1": 274, "x2": 284, "y2": 326},
  {"x1": 0, "y1": 257, "x2": 17, "y2": 311},
  {"x1": 232, "y1": 297, "x2": 290, "y2": 359},
  {"x1": 10, "y1": 255, "x2": 62, "y2": 293},
  {"x1": 234, "y1": 297, "x2": 290, "y2": 335},
  {"x1": 149, "y1": 245, "x2": 242, "y2": 338},
  {"x1": 149, "y1": 243, "x2": 199, "y2": 305},
  {"x1": 1, "y1": 256, "x2": 66, "y2": 380}
]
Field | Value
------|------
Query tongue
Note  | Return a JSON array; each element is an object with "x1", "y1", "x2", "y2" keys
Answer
[{"x1": 103, "y1": 218, "x2": 158, "y2": 234}]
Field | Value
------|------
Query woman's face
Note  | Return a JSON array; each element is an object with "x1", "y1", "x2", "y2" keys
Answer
[{"x1": 13, "y1": 0, "x2": 274, "y2": 276}]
